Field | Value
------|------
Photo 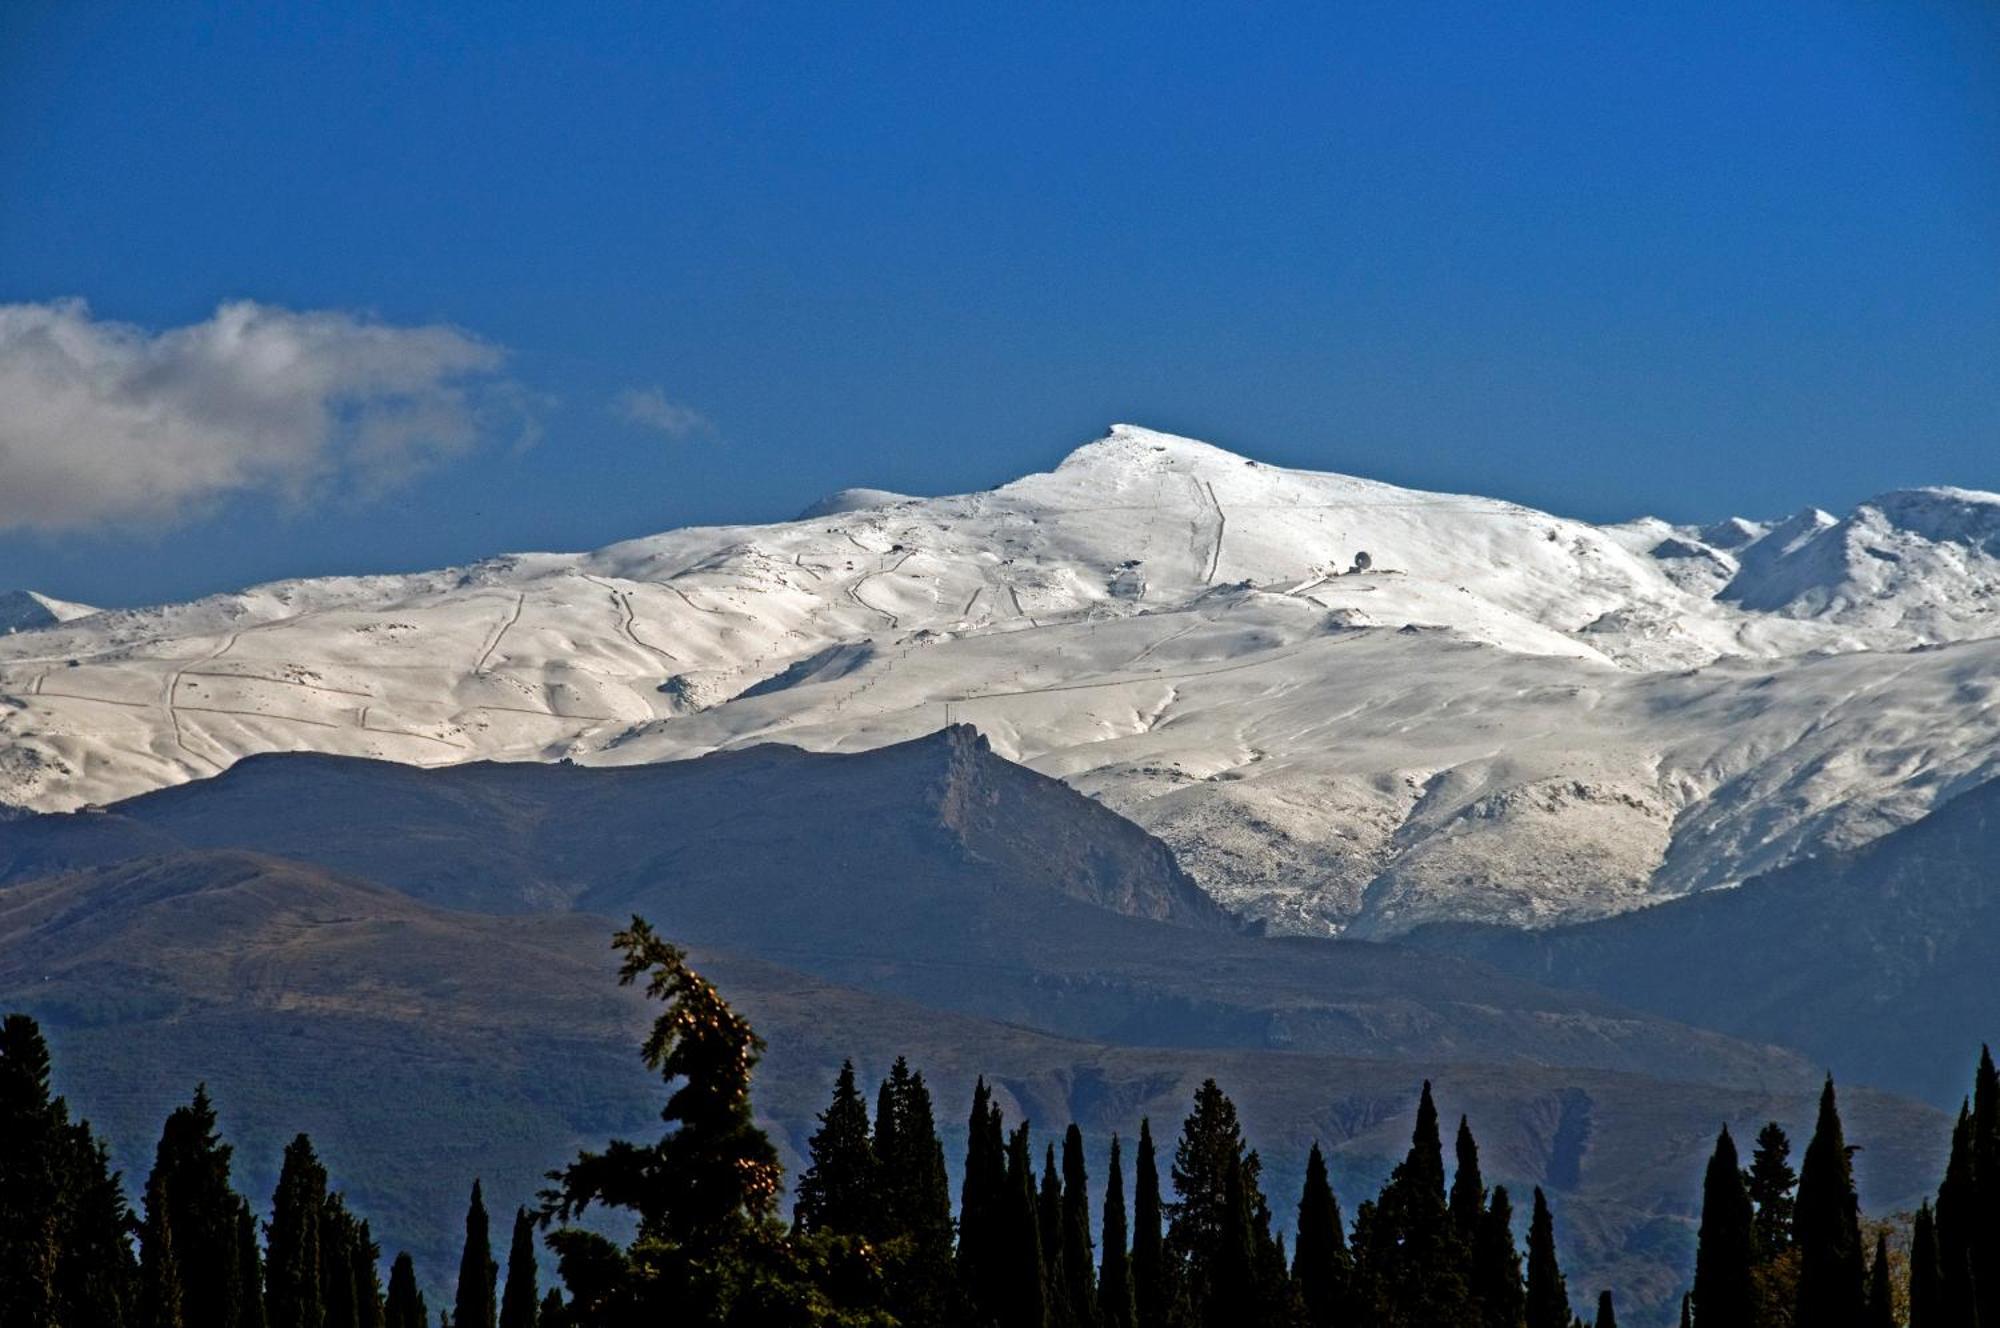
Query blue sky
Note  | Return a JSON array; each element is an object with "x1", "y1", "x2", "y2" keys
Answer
[{"x1": 2, "y1": 1, "x2": 1995, "y2": 606}]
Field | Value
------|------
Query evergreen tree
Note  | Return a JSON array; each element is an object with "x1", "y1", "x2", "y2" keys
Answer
[
  {"x1": 1935, "y1": 1101, "x2": 1978, "y2": 1328},
  {"x1": 1473, "y1": 1186, "x2": 1526, "y2": 1328},
  {"x1": 1793, "y1": 1078, "x2": 1866, "y2": 1328},
  {"x1": 1167, "y1": 1079, "x2": 1262, "y2": 1318},
  {"x1": 794, "y1": 1061, "x2": 878, "y2": 1238},
  {"x1": 498, "y1": 1208, "x2": 538, "y2": 1328},
  {"x1": 1131, "y1": 1120, "x2": 1170, "y2": 1328},
  {"x1": 1003, "y1": 1122, "x2": 1051, "y2": 1328},
  {"x1": 452, "y1": 1181, "x2": 497, "y2": 1328},
  {"x1": 1060, "y1": 1124, "x2": 1097, "y2": 1328},
  {"x1": 535, "y1": 1289, "x2": 566, "y2": 1328},
  {"x1": 1204, "y1": 1154, "x2": 1259, "y2": 1328},
  {"x1": 1693, "y1": 1126, "x2": 1756, "y2": 1328},
  {"x1": 1041, "y1": 1144, "x2": 1070, "y2": 1325},
  {"x1": 1867, "y1": 1232, "x2": 1895, "y2": 1328},
  {"x1": 1680, "y1": 1294, "x2": 1691, "y2": 1328},
  {"x1": 1595, "y1": 1290, "x2": 1616, "y2": 1328},
  {"x1": 265, "y1": 1134, "x2": 327, "y2": 1328},
  {"x1": 1744, "y1": 1121, "x2": 1798, "y2": 1260},
  {"x1": 145, "y1": 1086, "x2": 245, "y2": 1328},
  {"x1": 140, "y1": 1172, "x2": 187, "y2": 1328},
  {"x1": 1099, "y1": 1135, "x2": 1135, "y2": 1328},
  {"x1": 1293, "y1": 1142, "x2": 1348, "y2": 1328},
  {"x1": 959, "y1": 1079, "x2": 1007, "y2": 1322},
  {"x1": 382, "y1": 1254, "x2": 426, "y2": 1328},
  {"x1": 1973, "y1": 1047, "x2": 2000, "y2": 1328},
  {"x1": 1352, "y1": 1083, "x2": 1471, "y2": 1328},
  {"x1": 237, "y1": 1201, "x2": 267, "y2": 1328},
  {"x1": 1908, "y1": 1201, "x2": 1942, "y2": 1328},
  {"x1": 318, "y1": 1194, "x2": 370, "y2": 1328},
  {"x1": 1525, "y1": 1188, "x2": 1570, "y2": 1328},
  {"x1": 874, "y1": 1060, "x2": 955, "y2": 1326},
  {"x1": 1452, "y1": 1115, "x2": 1487, "y2": 1240}
]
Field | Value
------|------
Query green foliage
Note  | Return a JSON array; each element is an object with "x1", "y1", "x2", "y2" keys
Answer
[
  {"x1": 1001, "y1": 1122, "x2": 1050, "y2": 1328},
  {"x1": 1745, "y1": 1121, "x2": 1798, "y2": 1260},
  {"x1": 872, "y1": 1060, "x2": 955, "y2": 1327},
  {"x1": 1097, "y1": 1136, "x2": 1134, "y2": 1328},
  {"x1": 145, "y1": 1086, "x2": 245, "y2": 1328},
  {"x1": 795, "y1": 1062, "x2": 878, "y2": 1239},
  {"x1": 1525, "y1": 1188, "x2": 1570, "y2": 1328},
  {"x1": 1129, "y1": 1120, "x2": 1170, "y2": 1328},
  {"x1": 1793, "y1": 1078, "x2": 1866, "y2": 1328},
  {"x1": 1452, "y1": 1115, "x2": 1487, "y2": 1243},
  {"x1": 1352, "y1": 1082, "x2": 1472, "y2": 1328},
  {"x1": 1907, "y1": 1202, "x2": 1941, "y2": 1328},
  {"x1": 1473, "y1": 1186, "x2": 1526, "y2": 1328},
  {"x1": 1292, "y1": 1142, "x2": 1348, "y2": 1328},
  {"x1": 452, "y1": 1181, "x2": 497, "y2": 1328},
  {"x1": 383, "y1": 1253, "x2": 427, "y2": 1328},
  {"x1": 498, "y1": 1208, "x2": 538, "y2": 1328},
  {"x1": 1693, "y1": 1126, "x2": 1756, "y2": 1328},
  {"x1": 238, "y1": 1202, "x2": 267, "y2": 1328},
  {"x1": 1866, "y1": 1232, "x2": 1895, "y2": 1328},
  {"x1": 1059, "y1": 1125, "x2": 1097, "y2": 1328},
  {"x1": 266, "y1": 1133, "x2": 327, "y2": 1328},
  {"x1": 956, "y1": 1078, "x2": 1007, "y2": 1323}
]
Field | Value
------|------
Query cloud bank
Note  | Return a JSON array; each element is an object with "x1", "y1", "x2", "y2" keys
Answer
[
  {"x1": 0, "y1": 299, "x2": 512, "y2": 531},
  {"x1": 613, "y1": 385, "x2": 712, "y2": 440}
]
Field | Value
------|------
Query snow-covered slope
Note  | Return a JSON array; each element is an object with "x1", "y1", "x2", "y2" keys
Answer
[
  {"x1": 4, "y1": 425, "x2": 1997, "y2": 934},
  {"x1": 0, "y1": 590, "x2": 99, "y2": 635}
]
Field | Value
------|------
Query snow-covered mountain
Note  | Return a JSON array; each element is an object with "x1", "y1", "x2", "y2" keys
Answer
[
  {"x1": 0, "y1": 590, "x2": 99, "y2": 635},
  {"x1": 4, "y1": 424, "x2": 1997, "y2": 934}
]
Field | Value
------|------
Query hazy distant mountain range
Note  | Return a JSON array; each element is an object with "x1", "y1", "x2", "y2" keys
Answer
[{"x1": 5, "y1": 425, "x2": 1998, "y2": 934}]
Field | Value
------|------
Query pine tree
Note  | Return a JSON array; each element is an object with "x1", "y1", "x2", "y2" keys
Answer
[
  {"x1": 794, "y1": 1061, "x2": 878, "y2": 1238},
  {"x1": 1595, "y1": 1290, "x2": 1616, "y2": 1328},
  {"x1": 1744, "y1": 1121, "x2": 1798, "y2": 1260},
  {"x1": 140, "y1": 1172, "x2": 187, "y2": 1328},
  {"x1": 1867, "y1": 1232, "x2": 1895, "y2": 1328},
  {"x1": 453, "y1": 1181, "x2": 497, "y2": 1328},
  {"x1": 1693, "y1": 1126, "x2": 1755, "y2": 1328},
  {"x1": 237, "y1": 1201, "x2": 267, "y2": 1328},
  {"x1": 1525, "y1": 1188, "x2": 1570, "y2": 1328},
  {"x1": 1793, "y1": 1078, "x2": 1866, "y2": 1328},
  {"x1": 1168, "y1": 1079, "x2": 1264, "y2": 1319},
  {"x1": 1293, "y1": 1142, "x2": 1348, "y2": 1328},
  {"x1": 383, "y1": 1254, "x2": 426, "y2": 1328},
  {"x1": 1908, "y1": 1201, "x2": 1942, "y2": 1328},
  {"x1": 1099, "y1": 1135, "x2": 1135, "y2": 1328},
  {"x1": 145, "y1": 1086, "x2": 245, "y2": 1328},
  {"x1": 1452, "y1": 1116, "x2": 1487, "y2": 1240},
  {"x1": 1131, "y1": 1120, "x2": 1170, "y2": 1328},
  {"x1": 1003, "y1": 1122, "x2": 1051, "y2": 1328},
  {"x1": 265, "y1": 1134, "x2": 327, "y2": 1328},
  {"x1": 1061, "y1": 1125, "x2": 1097, "y2": 1328},
  {"x1": 1473, "y1": 1186, "x2": 1526, "y2": 1328},
  {"x1": 498, "y1": 1208, "x2": 538, "y2": 1328}
]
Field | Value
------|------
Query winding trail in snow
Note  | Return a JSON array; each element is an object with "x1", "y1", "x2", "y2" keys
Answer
[
  {"x1": 583, "y1": 575, "x2": 681, "y2": 665},
  {"x1": 474, "y1": 595, "x2": 525, "y2": 675}
]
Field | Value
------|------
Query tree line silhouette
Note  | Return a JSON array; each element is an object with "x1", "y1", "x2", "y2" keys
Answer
[{"x1": 0, "y1": 916, "x2": 1993, "y2": 1327}]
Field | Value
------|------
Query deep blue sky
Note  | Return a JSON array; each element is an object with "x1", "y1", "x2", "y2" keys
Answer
[{"x1": 3, "y1": 1, "x2": 1995, "y2": 607}]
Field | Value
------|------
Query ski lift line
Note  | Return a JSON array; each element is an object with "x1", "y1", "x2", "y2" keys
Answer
[
  {"x1": 582, "y1": 574, "x2": 683, "y2": 665},
  {"x1": 472, "y1": 594, "x2": 525, "y2": 674},
  {"x1": 1202, "y1": 480, "x2": 1227, "y2": 583},
  {"x1": 939, "y1": 638, "x2": 1330, "y2": 704}
]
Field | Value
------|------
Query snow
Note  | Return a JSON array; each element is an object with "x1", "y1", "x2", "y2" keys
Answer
[
  {"x1": 0, "y1": 590, "x2": 100, "y2": 634},
  {"x1": 4, "y1": 424, "x2": 1999, "y2": 934}
]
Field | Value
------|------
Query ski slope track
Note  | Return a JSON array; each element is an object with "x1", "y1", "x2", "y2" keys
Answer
[{"x1": 6, "y1": 425, "x2": 2000, "y2": 935}]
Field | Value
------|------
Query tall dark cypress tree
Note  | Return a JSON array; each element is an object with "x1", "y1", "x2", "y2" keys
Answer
[
  {"x1": 1041, "y1": 1144, "x2": 1071, "y2": 1327},
  {"x1": 265, "y1": 1134, "x2": 327, "y2": 1328},
  {"x1": 1473, "y1": 1186, "x2": 1526, "y2": 1328},
  {"x1": 1908, "y1": 1201, "x2": 1942, "y2": 1328},
  {"x1": 1935, "y1": 1100, "x2": 1978, "y2": 1328},
  {"x1": 352, "y1": 1218, "x2": 382, "y2": 1328},
  {"x1": 794, "y1": 1061, "x2": 878, "y2": 1238},
  {"x1": 1594, "y1": 1290, "x2": 1616, "y2": 1328},
  {"x1": 959, "y1": 1079, "x2": 1002, "y2": 1318},
  {"x1": 535, "y1": 1289, "x2": 566, "y2": 1328},
  {"x1": 1353, "y1": 1083, "x2": 1470, "y2": 1327},
  {"x1": 145, "y1": 1086, "x2": 244, "y2": 1328},
  {"x1": 1794, "y1": 1078, "x2": 1866, "y2": 1328},
  {"x1": 1451, "y1": 1116, "x2": 1486, "y2": 1241},
  {"x1": 1744, "y1": 1121, "x2": 1798, "y2": 1260},
  {"x1": 875, "y1": 1061, "x2": 954, "y2": 1326},
  {"x1": 453, "y1": 1181, "x2": 497, "y2": 1328},
  {"x1": 498, "y1": 1208, "x2": 538, "y2": 1328},
  {"x1": 1003, "y1": 1123, "x2": 1051, "y2": 1328},
  {"x1": 1525, "y1": 1188, "x2": 1570, "y2": 1328},
  {"x1": 1131, "y1": 1120, "x2": 1170, "y2": 1328},
  {"x1": 1060, "y1": 1125, "x2": 1097, "y2": 1328},
  {"x1": 1866, "y1": 1232, "x2": 1895, "y2": 1328},
  {"x1": 1205, "y1": 1154, "x2": 1259, "y2": 1328},
  {"x1": 237, "y1": 1201, "x2": 266, "y2": 1328},
  {"x1": 318, "y1": 1193, "x2": 363, "y2": 1328},
  {"x1": 1972, "y1": 1047, "x2": 2000, "y2": 1328},
  {"x1": 1099, "y1": 1135, "x2": 1135, "y2": 1328},
  {"x1": 1693, "y1": 1126, "x2": 1755, "y2": 1328},
  {"x1": 1293, "y1": 1142, "x2": 1348, "y2": 1328},
  {"x1": 382, "y1": 1254, "x2": 426, "y2": 1328},
  {"x1": 140, "y1": 1172, "x2": 187, "y2": 1328}
]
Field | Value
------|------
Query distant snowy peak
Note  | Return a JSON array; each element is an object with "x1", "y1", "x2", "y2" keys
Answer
[
  {"x1": 0, "y1": 591, "x2": 98, "y2": 635},
  {"x1": 1723, "y1": 487, "x2": 2000, "y2": 632},
  {"x1": 795, "y1": 487, "x2": 918, "y2": 519}
]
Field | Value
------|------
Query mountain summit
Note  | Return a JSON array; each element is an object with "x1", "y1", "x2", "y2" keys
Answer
[{"x1": 3, "y1": 426, "x2": 1998, "y2": 934}]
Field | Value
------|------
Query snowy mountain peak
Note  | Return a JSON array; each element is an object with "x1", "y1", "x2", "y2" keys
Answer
[
  {"x1": 0, "y1": 590, "x2": 99, "y2": 635},
  {"x1": 1861, "y1": 486, "x2": 2000, "y2": 545}
]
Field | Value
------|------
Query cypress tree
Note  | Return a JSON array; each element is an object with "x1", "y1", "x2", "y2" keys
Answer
[
  {"x1": 318, "y1": 1194, "x2": 363, "y2": 1328},
  {"x1": 1293, "y1": 1142, "x2": 1348, "y2": 1328},
  {"x1": 352, "y1": 1219, "x2": 382, "y2": 1328},
  {"x1": 1132, "y1": 1120, "x2": 1170, "y2": 1328},
  {"x1": 1099, "y1": 1136, "x2": 1135, "y2": 1328},
  {"x1": 1909, "y1": 1201, "x2": 1942, "y2": 1328},
  {"x1": 535, "y1": 1290, "x2": 566, "y2": 1328},
  {"x1": 1867, "y1": 1232, "x2": 1895, "y2": 1328},
  {"x1": 498, "y1": 1208, "x2": 538, "y2": 1328},
  {"x1": 1041, "y1": 1143, "x2": 1070, "y2": 1325},
  {"x1": 1474, "y1": 1186, "x2": 1526, "y2": 1328},
  {"x1": 1744, "y1": 1121, "x2": 1798, "y2": 1260},
  {"x1": 237, "y1": 1201, "x2": 266, "y2": 1328},
  {"x1": 1354, "y1": 1082, "x2": 1470, "y2": 1327},
  {"x1": 1680, "y1": 1294, "x2": 1691, "y2": 1328},
  {"x1": 1060, "y1": 1124, "x2": 1097, "y2": 1328},
  {"x1": 959, "y1": 1079, "x2": 1006, "y2": 1317},
  {"x1": 1168, "y1": 1079, "x2": 1263, "y2": 1318},
  {"x1": 1205, "y1": 1154, "x2": 1259, "y2": 1328},
  {"x1": 140, "y1": 1172, "x2": 187, "y2": 1328},
  {"x1": 1525, "y1": 1188, "x2": 1570, "y2": 1328},
  {"x1": 1794, "y1": 1078, "x2": 1866, "y2": 1328},
  {"x1": 1973, "y1": 1047, "x2": 2000, "y2": 1328},
  {"x1": 875, "y1": 1061, "x2": 953, "y2": 1326},
  {"x1": 1004, "y1": 1122, "x2": 1051, "y2": 1328},
  {"x1": 1693, "y1": 1126, "x2": 1755, "y2": 1328},
  {"x1": 382, "y1": 1254, "x2": 426, "y2": 1328},
  {"x1": 1452, "y1": 1115, "x2": 1487, "y2": 1241},
  {"x1": 145, "y1": 1086, "x2": 245, "y2": 1328},
  {"x1": 453, "y1": 1181, "x2": 497, "y2": 1328},
  {"x1": 265, "y1": 1134, "x2": 327, "y2": 1328},
  {"x1": 1935, "y1": 1101, "x2": 1977, "y2": 1328},
  {"x1": 794, "y1": 1060, "x2": 878, "y2": 1238},
  {"x1": 1595, "y1": 1290, "x2": 1616, "y2": 1328}
]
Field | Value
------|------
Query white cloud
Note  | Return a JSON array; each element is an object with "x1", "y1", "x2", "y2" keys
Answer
[
  {"x1": 613, "y1": 386, "x2": 712, "y2": 440},
  {"x1": 0, "y1": 298, "x2": 513, "y2": 531}
]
